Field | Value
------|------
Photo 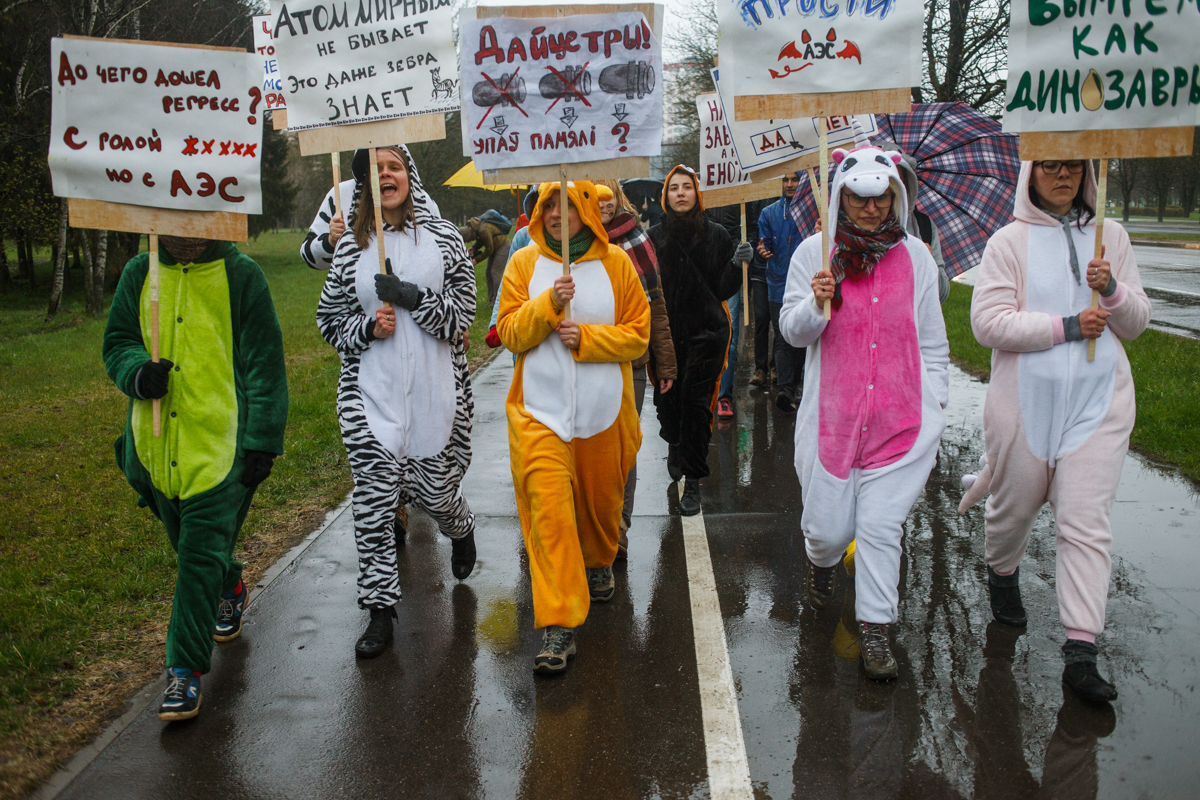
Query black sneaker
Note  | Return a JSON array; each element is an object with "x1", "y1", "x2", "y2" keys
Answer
[
  {"x1": 355, "y1": 605, "x2": 396, "y2": 659},
  {"x1": 213, "y1": 580, "x2": 246, "y2": 642},
  {"x1": 987, "y1": 565, "x2": 1027, "y2": 627},
  {"x1": 775, "y1": 389, "x2": 796, "y2": 413},
  {"x1": 858, "y1": 621, "x2": 898, "y2": 680},
  {"x1": 1062, "y1": 640, "x2": 1118, "y2": 702},
  {"x1": 534, "y1": 626, "x2": 576, "y2": 674},
  {"x1": 587, "y1": 566, "x2": 615, "y2": 602},
  {"x1": 667, "y1": 444, "x2": 683, "y2": 482},
  {"x1": 806, "y1": 557, "x2": 837, "y2": 609},
  {"x1": 680, "y1": 478, "x2": 701, "y2": 516},
  {"x1": 394, "y1": 504, "x2": 408, "y2": 548},
  {"x1": 451, "y1": 530, "x2": 476, "y2": 580},
  {"x1": 158, "y1": 667, "x2": 201, "y2": 721}
]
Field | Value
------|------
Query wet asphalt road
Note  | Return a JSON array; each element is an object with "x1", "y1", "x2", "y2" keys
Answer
[{"x1": 52, "y1": 346, "x2": 1200, "y2": 799}]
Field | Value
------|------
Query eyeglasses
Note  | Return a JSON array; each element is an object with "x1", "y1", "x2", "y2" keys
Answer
[
  {"x1": 842, "y1": 191, "x2": 894, "y2": 209},
  {"x1": 1038, "y1": 160, "x2": 1085, "y2": 175}
]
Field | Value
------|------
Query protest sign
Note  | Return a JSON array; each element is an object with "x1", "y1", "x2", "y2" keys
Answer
[
  {"x1": 1003, "y1": 0, "x2": 1200, "y2": 134},
  {"x1": 253, "y1": 14, "x2": 287, "y2": 126},
  {"x1": 458, "y1": 10, "x2": 664, "y2": 171},
  {"x1": 266, "y1": 0, "x2": 459, "y2": 131},
  {"x1": 49, "y1": 36, "x2": 263, "y2": 216},
  {"x1": 716, "y1": 0, "x2": 922, "y2": 109}
]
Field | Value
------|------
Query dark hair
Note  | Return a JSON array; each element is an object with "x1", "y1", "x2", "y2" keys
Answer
[
  {"x1": 353, "y1": 146, "x2": 415, "y2": 248},
  {"x1": 1029, "y1": 162, "x2": 1095, "y2": 229},
  {"x1": 663, "y1": 172, "x2": 706, "y2": 246}
]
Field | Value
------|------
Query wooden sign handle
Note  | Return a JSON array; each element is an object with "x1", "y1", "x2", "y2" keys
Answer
[
  {"x1": 1088, "y1": 158, "x2": 1108, "y2": 362},
  {"x1": 149, "y1": 232, "x2": 162, "y2": 437},
  {"x1": 560, "y1": 165, "x2": 571, "y2": 320},
  {"x1": 817, "y1": 117, "x2": 831, "y2": 321},
  {"x1": 331, "y1": 153, "x2": 342, "y2": 218},
  {"x1": 740, "y1": 202, "x2": 750, "y2": 327},
  {"x1": 367, "y1": 149, "x2": 392, "y2": 314}
]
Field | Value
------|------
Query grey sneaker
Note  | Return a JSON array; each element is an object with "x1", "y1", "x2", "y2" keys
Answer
[
  {"x1": 587, "y1": 566, "x2": 615, "y2": 602},
  {"x1": 534, "y1": 626, "x2": 576, "y2": 674},
  {"x1": 806, "y1": 558, "x2": 837, "y2": 609},
  {"x1": 858, "y1": 621, "x2": 898, "y2": 680}
]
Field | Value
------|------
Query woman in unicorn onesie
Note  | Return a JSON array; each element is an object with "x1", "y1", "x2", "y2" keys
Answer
[
  {"x1": 960, "y1": 159, "x2": 1150, "y2": 702},
  {"x1": 779, "y1": 134, "x2": 949, "y2": 681}
]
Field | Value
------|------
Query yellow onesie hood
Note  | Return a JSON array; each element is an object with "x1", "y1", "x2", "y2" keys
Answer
[{"x1": 529, "y1": 180, "x2": 610, "y2": 263}]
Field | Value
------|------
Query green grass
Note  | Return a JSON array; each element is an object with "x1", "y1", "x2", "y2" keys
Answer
[
  {"x1": 0, "y1": 230, "x2": 494, "y2": 798},
  {"x1": 1125, "y1": 232, "x2": 1200, "y2": 243},
  {"x1": 944, "y1": 282, "x2": 1200, "y2": 485}
]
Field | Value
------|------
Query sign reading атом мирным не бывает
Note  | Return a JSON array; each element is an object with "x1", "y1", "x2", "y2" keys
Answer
[{"x1": 1003, "y1": 0, "x2": 1200, "y2": 132}]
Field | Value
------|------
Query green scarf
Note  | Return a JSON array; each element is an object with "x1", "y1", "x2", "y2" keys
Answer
[{"x1": 544, "y1": 226, "x2": 595, "y2": 264}]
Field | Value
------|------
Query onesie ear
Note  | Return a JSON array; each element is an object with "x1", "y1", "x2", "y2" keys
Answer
[
  {"x1": 831, "y1": 149, "x2": 848, "y2": 165},
  {"x1": 889, "y1": 153, "x2": 903, "y2": 165}
]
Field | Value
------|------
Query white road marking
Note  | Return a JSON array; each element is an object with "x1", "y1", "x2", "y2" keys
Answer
[{"x1": 678, "y1": 482, "x2": 754, "y2": 800}]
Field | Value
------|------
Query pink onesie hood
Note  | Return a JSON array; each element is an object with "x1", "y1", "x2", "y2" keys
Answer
[{"x1": 1013, "y1": 160, "x2": 1098, "y2": 227}]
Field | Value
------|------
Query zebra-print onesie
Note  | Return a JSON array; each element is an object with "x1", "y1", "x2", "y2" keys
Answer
[{"x1": 316, "y1": 146, "x2": 475, "y2": 609}]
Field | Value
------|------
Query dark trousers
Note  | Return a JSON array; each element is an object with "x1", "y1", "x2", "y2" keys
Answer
[
  {"x1": 769, "y1": 300, "x2": 806, "y2": 395},
  {"x1": 655, "y1": 336, "x2": 726, "y2": 480},
  {"x1": 751, "y1": 279, "x2": 771, "y2": 373}
]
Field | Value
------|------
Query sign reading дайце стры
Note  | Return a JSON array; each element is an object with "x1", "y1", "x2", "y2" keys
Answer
[
  {"x1": 1003, "y1": 0, "x2": 1200, "y2": 132},
  {"x1": 267, "y1": 0, "x2": 459, "y2": 130}
]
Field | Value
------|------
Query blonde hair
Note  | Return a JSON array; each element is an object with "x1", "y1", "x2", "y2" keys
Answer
[{"x1": 596, "y1": 179, "x2": 638, "y2": 217}]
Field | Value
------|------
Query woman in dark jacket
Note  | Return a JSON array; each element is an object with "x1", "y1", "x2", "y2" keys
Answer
[{"x1": 648, "y1": 165, "x2": 751, "y2": 515}]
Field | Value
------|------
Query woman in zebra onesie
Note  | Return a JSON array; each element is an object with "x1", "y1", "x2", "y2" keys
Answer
[{"x1": 317, "y1": 145, "x2": 477, "y2": 659}]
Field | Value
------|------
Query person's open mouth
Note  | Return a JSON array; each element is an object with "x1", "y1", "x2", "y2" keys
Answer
[{"x1": 380, "y1": 180, "x2": 398, "y2": 199}]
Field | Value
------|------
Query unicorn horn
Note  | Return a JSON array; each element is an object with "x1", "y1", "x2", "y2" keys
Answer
[{"x1": 851, "y1": 118, "x2": 870, "y2": 148}]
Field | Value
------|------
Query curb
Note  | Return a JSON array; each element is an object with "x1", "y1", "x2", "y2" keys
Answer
[
  {"x1": 29, "y1": 497, "x2": 353, "y2": 800},
  {"x1": 1130, "y1": 239, "x2": 1200, "y2": 250}
]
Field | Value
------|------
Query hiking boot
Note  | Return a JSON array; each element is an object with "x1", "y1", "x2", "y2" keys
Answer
[
  {"x1": 667, "y1": 444, "x2": 683, "y2": 482},
  {"x1": 617, "y1": 522, "x2": 629, "y2": 561},
  {"x1": 158, "y1": 667, "x2": 201, "y2": 721},
  {"x1": 717, "y1": 398, "x2": 734, "y2": 419},
  {"x1": 587, "y1": 566, "x2": 616, "y2": 602},
  {"x1": 680, "y1": 478, "x2": 701, "y2": 516},
  {"x1": 775, "y1": 389, "x2": 796, "y2": 413},
  {"x1": 987, "y1": 565, "x2": 1027, "y2": 627},
  {"x1": 534, "y1": 626, "x2": 576, "y2": 674},
  {"x1": 1062, "y1": 640, "x2": 1118, "y2": 702},
  {"x1": 806, "y1": 557, "x2": 837, "y2": 609},
  {"x1": 394, "y1": 504, "x2": 408, "y2": 547},
  {"x1": 749, "y1": 369, "x2": 767, "y2": 387},
  {"x1": 355, "y1": 605, "x2": 396, "y2": 659},
  {"x1": 213, "y1": 580, "x2": 246, "y2": 642},
  {"x1": 858, "y1": 622, "x2": 898, "y2": 680},
  {"x1": 451, "y1": 530, "x2": 476, "y2": 580}
]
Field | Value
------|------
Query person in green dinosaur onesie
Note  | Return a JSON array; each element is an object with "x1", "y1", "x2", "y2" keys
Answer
[{"x1": 103, "y1": 235, "x2": 288, "y2": 722}]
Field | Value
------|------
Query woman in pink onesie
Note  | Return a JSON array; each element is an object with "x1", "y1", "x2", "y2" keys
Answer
[
  {"x1": 780, "y1": 137, "x2": 950, "y2": 681},
  {"x1": 960, "y1": 160, "x2": 1150, "y2": 703}
]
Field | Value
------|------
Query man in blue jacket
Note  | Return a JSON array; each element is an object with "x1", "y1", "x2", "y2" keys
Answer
[{"x1": 757, "y1": 172, "x2": 808, "y2": 412}]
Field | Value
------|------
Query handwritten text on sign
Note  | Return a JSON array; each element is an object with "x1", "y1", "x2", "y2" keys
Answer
[
  {"x1": 1003, "y1": 0, "x2": 1200, "y2": 132},
  {"x1": 253, "y1": 15, "x2": 287, "y2": 111},
  {"x1": 459, "y1": 12, "x2": 663, "y2": 170},
  {"x1": 48, "y1": 37, "x2": 262, "y2": 214},
  {"x1": 267, "y1": 0, "x2": 459, "y2": 130},
  {"x1": 716, "y1": 0, "x2": 922, "y2": 97}
]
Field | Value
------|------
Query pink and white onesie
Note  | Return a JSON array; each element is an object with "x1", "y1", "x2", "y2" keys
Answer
[
  {"x1": 780, "y1": 143, "x2": 950, "y2": 625},
  {"x1": 960, "y1": 162, "x2": 1150, "y2": 641}
]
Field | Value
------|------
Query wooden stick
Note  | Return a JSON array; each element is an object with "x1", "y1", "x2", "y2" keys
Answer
[
  {"x1": 560, "y1": 165, "x2": 571, "y2": 319},
  {"x1": 1089, "y1": 158, "x2": 1108, "y2": 362},
  {"x1": 818, "y1": 117, "x2": 831, "y2": 321},
  {"x1": 367, "y1": 148, "x2": 391, "y2": 320},
  {"x1": 740, "y1": 202, "x2": 750, "y2": 327},
  {"x1": 148, "y1": 232, "x2": 162, "y2": 437},
  {"x1": 331, "y1": 152, "x2": 342, "y2": 217}
]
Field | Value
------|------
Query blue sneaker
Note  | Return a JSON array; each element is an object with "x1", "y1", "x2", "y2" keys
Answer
[
  {"x1": 214, "y1": 581, "x2": 246, "y2": 642},
  {"x1": 158, "y1": 668, "x2": 201, "y2": 721}
]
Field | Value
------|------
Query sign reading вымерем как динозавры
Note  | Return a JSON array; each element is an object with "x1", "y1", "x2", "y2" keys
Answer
[
  {"x1": 459, "y1": 11, "x2": 663, "y2": 170},
  {"x1": 267, "y1": 0, "x2": 459, "y2": 131},
  {"x1": 48, "y1": 37, "x2": 263, "y2": 215},
  {"x1": 1003, "y1": 0, "x2": 1200, "y2": 132}
]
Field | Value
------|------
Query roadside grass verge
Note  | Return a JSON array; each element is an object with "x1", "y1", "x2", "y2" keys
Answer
[
  {"x1": 0, "y1": 230, "x2": 494, "y2": 799},
  {"x1": 944, "y1": 282, "x2": 1200, "y2": 485},
  {"x1": 1127, "y1": 233, "x2": 1200, "y2": 244}
]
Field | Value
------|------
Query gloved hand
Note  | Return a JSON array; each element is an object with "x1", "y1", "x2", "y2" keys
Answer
[
  {"x1": 135, "y1": 359, "x2": 175, "y2": 399},
  {"x1": 375, "y1": 258, "x2": 423, "y2": 310},
  {"x1": 734, "y1": 241, "x2": 753, "y2": 264},
  {"x1": 241, "y1": 450, "x2": 276, "y2": 487},
  {"x1": 485, "y1": 325, "x2": 502, "y2": 348}
]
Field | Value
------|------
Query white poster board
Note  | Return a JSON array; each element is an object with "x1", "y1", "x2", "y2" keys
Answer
[
  {"x1": 253, "y1": 14, "x2": 287, "y2": 112},
  {"x1": 1003, "y1": 0, "x2": 1200, "y2": 132},
  {"x1": 49, "y1": 37, "x2": 262, "y2": 214},
  {"x1": 698, "y1": 93, "x2": 752, "y2": 192},
  {"x1": 267, "y1": 0, "x2": 459, "y2": 131},
  {"x1": 459, "y1": 11, "x2": 663, "y2": 170},
  {"x1": 716, "y1": 0, "x2": 922, "y2": 98}
]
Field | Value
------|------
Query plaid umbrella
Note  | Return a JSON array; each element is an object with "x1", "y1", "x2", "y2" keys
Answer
[{"x1": 788, "y1": 102, "x2": 1020, "y2": 277}]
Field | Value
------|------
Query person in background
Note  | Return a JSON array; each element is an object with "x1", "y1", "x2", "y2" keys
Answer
[
  {"x1": 758, "y1": 172, "x2": 808, "y2": 413},
  {"x1": 876, "y1": 141, "x2": 950, "y2": 303},
  {"x1": 706, "y1": 201, "x2": 763, "y2": 420},
  {"x1": 597, "y1": 180, "x2": 676, "y2": 558},
  {"x1": 649, "y1": 166, "x2": 750, "y2": 516},
  {"x1": 459, "y1": 210, "x2": 512, "y2": 308},
  {"x1": 486, "y1": 187, "x2": 539, "y2": 349},
  {"x1": 745, "y1": 197, "x2": 775, "y2": 389},
  {"x1": 301, "y1": 176, "x2": 358, "y2": 270}
]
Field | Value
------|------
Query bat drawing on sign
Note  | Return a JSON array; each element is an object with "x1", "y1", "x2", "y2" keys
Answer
[
  {"x1": 599, "y1": 61, "x2": 655, "y2": 100},
  {"x1": 430, "y1": 67, "x2": 457, "y2": 101},
  {"x1": 772, "y1": 27, "x2": 861, "y2": 76}
]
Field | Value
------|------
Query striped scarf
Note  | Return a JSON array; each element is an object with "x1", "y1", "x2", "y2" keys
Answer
[
  {"x1": 830, "y1": 208, "x2": 905, "y2": 285},
  {"x1": 544, "y1": 227, "x2": 595, "y2": 264}
]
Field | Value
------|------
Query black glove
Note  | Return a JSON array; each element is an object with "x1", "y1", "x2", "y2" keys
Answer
[
  {"x1": 135, "y1": 359, "x2": 175, "y2": 399},
  {"x1": 375, "y1": 258, "x2": 423, "y2": 310},
  {"x1": 241, "y1": 450, "x2": 276, "y2": 487}
]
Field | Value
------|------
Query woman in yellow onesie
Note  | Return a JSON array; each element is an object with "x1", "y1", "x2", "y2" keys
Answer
[{"x1": 498, "y1": 180, "x2": 650, "y2": 674}]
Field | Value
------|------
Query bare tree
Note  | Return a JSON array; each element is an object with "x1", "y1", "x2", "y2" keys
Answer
[
  {"x1": 1144, "y1": 158, "x2": 1177, "y2": 222},
  {"x1": 46, "y1": 198, "x2": 70, "y2": 318},
  {"x1": 664, "y1": 4, "x2": 718, "y2": 169},
  {"x1": 920, "y1": 0, "x2": 1010, "y2": 114},
  {"x1": 1110, "y1": 159, "x2": 1140, "y2": 222}
]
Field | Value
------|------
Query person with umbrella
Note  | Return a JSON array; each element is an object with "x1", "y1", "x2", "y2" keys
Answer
[
  {"x1": 779, "y1": 137, "x2": 949, "y2": 681},
  {"x1": 959, "y1": 160, "x2": 1151, "y2": 703},
  {"x1": 876, "y1": 141, "x2": 950, "y2": 303}
]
